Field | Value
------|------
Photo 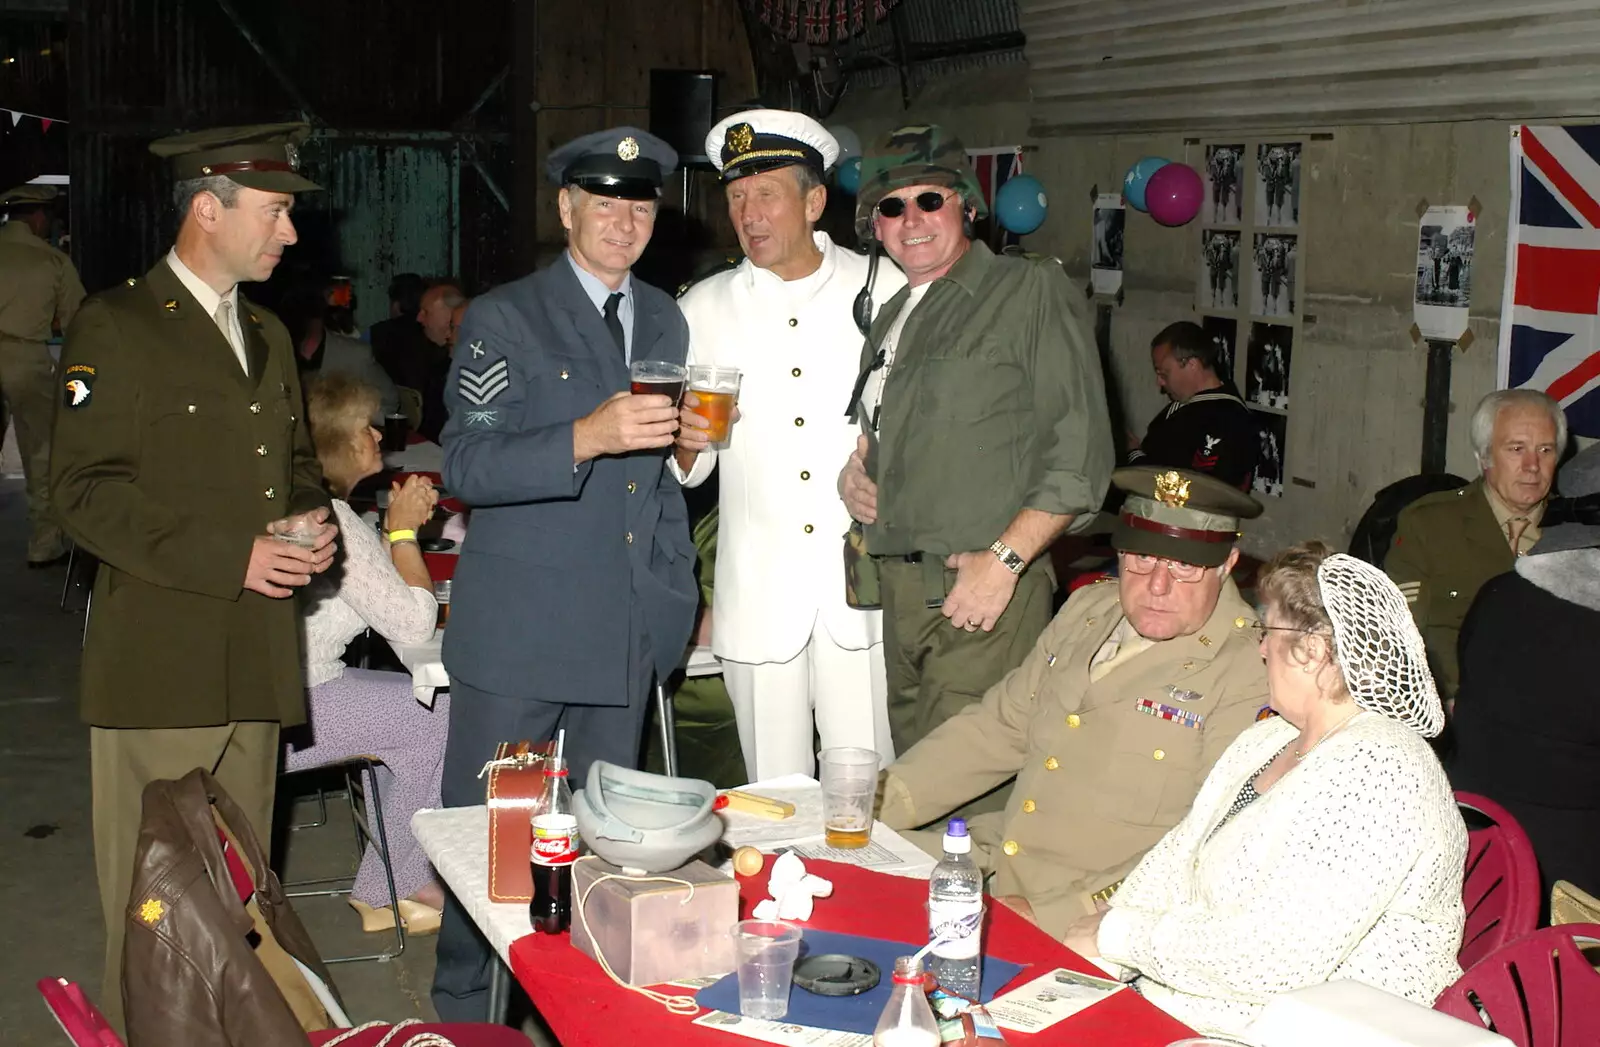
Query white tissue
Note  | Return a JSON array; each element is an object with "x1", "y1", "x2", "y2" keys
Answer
[{"x1": 757, "y1": 854, "x2": 833, "y2": 922}]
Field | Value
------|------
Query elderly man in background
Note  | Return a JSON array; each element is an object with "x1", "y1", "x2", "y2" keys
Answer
[
  {"x1": 1386, "y1": 388, "x2": 1564, "y2": 702},
  {"x1": 838, "y1": 123, "x2": 1114, "y2": 758},
  {"x1": 0, "y1": 183, "x2": 85, "y2": 567},
  {"x1": 673, "y1": 110, "x2": 906, "y2": 779},
  {"x1": 1128, "y1": 320, "x2": 1256, "y2": 490},
  {"x1": 879, "y1": 468, "x2": 1268, "y2": 938}
]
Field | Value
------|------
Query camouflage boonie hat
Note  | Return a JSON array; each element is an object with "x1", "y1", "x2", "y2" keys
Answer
[{"x1": 854, "y1": 123, "x2": 988, "y2": 240}]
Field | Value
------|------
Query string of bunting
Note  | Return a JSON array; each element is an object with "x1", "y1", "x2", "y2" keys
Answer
[
  {"x1": 754, "y1": 0, "x2": 899, "y2": 43},
  {"x1": 4, "y1": 108, "x2": 66, "y2": 132}
]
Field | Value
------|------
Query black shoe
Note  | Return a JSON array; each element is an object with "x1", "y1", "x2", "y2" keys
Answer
[{"x1": 27, "y1": 552, "x2": 70, "y2": 569}]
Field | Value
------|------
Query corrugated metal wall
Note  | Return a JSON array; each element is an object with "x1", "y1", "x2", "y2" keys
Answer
[{"x1": 1023, "y1": 0, "x2": 1600, "y2": 135}]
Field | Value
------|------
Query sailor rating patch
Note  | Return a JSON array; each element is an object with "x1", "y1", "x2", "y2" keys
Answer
[
  {"x1": 458, "y1": 358, "x2": 509, "y2": 406},
  {"x1": 63, "y1": 363, "x2": 95, "y2": 409}
]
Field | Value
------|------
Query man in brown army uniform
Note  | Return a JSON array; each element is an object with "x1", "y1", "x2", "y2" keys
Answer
[
  {"x1": 880, "y1": 468, "x2": 1270, "y2": 939},
  {"x1": 0, "y1": 183, "x2": 85, "y2": 566},
  {"x1": 49, "y1": 123, "x2": 334, "y2": 1022}
]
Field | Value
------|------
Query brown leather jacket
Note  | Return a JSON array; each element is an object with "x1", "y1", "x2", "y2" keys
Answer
[{"x1": 122, "y1": 768, "x2": 340, "y2": 1047}]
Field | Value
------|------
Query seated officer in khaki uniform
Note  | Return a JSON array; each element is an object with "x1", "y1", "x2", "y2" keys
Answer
[{"x1": 880, "y1": 468, "x2": 1270, "y2": 939}]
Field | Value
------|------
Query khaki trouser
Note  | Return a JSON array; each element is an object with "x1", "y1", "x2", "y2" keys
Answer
[
  {"x1": 879, "y1": 555, "x2": 1055, "y2": 754},
  {"x1": 0, "y1": 336, "x2": 64, "y2": 561},
  {"x1": 91, "y1": 722, "x2": 280, "y2": 1032}
]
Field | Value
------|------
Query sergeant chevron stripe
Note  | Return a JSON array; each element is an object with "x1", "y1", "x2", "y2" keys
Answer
[{"x1": 459, "y1": 359, "x2": 510, "y2": 405}]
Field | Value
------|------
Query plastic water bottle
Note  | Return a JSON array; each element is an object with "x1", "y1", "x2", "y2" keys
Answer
[{"x1": 927, "y1": 817, "x2": 983, "y2": 1001}]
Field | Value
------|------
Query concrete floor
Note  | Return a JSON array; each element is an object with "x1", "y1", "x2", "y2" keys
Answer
[{"x1": 0, "y1": 477, "x2": 444, "y2": 1045}]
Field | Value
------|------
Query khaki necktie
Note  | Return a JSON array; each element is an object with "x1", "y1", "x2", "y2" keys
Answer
[{"x1": 214, "y1": 299, "x2": 245, "y2": 372}]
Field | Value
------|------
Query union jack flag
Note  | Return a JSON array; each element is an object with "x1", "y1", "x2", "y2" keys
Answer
[
  {"x1": 967, "y1": 146, "x2": 1024, "y2": 250},
  {"x1": 1500, "y1": 124, "x2": 1600, "y2": 438}
]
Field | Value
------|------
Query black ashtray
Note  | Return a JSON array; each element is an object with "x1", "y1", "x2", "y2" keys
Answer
[
  {"x1": 792, "y1": 954, "x2": 880, "y2": 997},
  {"x1": 420, "y1": 538, "x2": 456, "y2": 553}
]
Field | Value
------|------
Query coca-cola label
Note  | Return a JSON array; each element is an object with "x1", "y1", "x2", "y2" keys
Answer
[{"x1": 531, "y1": 813, "x2": 579, "y2": 867}]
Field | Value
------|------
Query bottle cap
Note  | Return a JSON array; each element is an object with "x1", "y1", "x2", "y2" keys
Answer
[{"x1": 942, "y1": 817, "x2": 971, "y2": 853}]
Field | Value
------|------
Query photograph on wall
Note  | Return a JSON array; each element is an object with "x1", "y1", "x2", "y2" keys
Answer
[
  {"x1": 1246, "y1": 322, "x2": 1293, "y2": 410},
  {"x1": 1202, "y1": 315, "x2": 1239, "y2": 385},
  {"x1": 1198, "y1": 229, "x2": 1240, "y2": 311},
  {"x1": 1091, "y1": 193, "x2": 1125, "y2": 296},
  {"x1": 1254, "y1": 142, "x2": 1302, "y2": 227},
  {"x1": 1414, "y1": 204, "x2": 1475, "y2": 341},
  {"x1": 1251, "y1": 409, "x2": 1287, "y2": 499},
  {"x1": 1251, "y1": 233, "x2": 1298, "y2": 318},
  {"x1": 1205, "y1": 144, "x2": 1244, "y2": 225}
]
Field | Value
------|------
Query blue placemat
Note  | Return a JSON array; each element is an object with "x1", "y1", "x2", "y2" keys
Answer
[{"x1": 696, "y1": 929, "x2": 1025, "y2": 1036}]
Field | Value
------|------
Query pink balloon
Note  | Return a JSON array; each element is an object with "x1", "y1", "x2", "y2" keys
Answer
[{"x1": 1145, "y1": 163, "x2": 1204, "y2": 227}]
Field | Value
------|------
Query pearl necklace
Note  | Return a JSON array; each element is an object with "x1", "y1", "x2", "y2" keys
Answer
[{"x1": 1293, "y1": 710, "x2": 1365, "y2": 761}]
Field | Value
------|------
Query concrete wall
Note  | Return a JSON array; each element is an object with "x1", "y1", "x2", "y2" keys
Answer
[{"x1": 830, "y1": 65, "x2": 1508, "y2": 557}]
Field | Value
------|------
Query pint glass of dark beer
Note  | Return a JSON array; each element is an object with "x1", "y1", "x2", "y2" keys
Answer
[
  {"x1": 629, "y1": 360, "x2": 687, "y2": 402},
  {"x1": 382, "y1": 412, "x2": 409, "y2": 452}
]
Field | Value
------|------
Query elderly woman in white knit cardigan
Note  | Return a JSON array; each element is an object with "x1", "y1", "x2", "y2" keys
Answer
[{"x1": 1062, "y1": 541, "x2": 1467, "y2": 1041}]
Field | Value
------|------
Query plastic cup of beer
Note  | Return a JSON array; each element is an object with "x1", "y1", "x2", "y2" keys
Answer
[
  {"x1": 434, "y1": 579, "x2": 451, "y2": 629},
  {"x1": 687, "y1": 365, "x2": 741, "y2": 443},
  {"x1": 629, "y1": 360, "x2": 687, "y2": 403},
  {"x1": 818, "y1": 746, "x2": 879, "y2": 850},
  {"x1": 731, "y1": 919, "x2": 802, "y2": 1020}
]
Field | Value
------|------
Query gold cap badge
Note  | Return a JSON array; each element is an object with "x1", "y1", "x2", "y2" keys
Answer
[
  {"x1": 139, "y1": 898, "x2": 166, "y2": 924},
  {"x1": 1154, "y1": 470, "x2": 1191, "y2": 508},
  {"x1": 728, "y1": 122, "x2": 755, "y2": 155},
  {"x1": 616, "y1": 136, "x2": 640, "y2": 162}
]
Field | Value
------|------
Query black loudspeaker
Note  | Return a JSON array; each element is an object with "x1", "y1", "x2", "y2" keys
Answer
[{"x1": 650, "y1": 69, "x2": 718, "y2": 166}]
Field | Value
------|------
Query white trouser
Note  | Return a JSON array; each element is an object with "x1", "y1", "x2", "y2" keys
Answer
[{"x1": 721, "y1": 621, "x2": 894, "y2": 781}]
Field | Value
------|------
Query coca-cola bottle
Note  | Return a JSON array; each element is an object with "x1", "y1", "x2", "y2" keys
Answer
[{"x1": 529, "y1": 745, "x2": 578, "y2": 934}]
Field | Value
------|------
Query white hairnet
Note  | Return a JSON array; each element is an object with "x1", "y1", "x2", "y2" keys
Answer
[{"x1": 1317, "y1": 553, "x2": 1445, "y2": 737}]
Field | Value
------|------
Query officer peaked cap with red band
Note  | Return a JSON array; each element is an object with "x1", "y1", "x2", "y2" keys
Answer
[
  {"x1": 1111, "y1": 466, "x2": 1263, "y2": 568},
  {"x1": 149, "y1": 122, "x2": 320, "y2": 193}
]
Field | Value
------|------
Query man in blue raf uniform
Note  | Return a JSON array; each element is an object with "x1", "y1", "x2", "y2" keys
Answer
[{"x1": 431, "y1": 126, "x2": 698, "y2": 1019}]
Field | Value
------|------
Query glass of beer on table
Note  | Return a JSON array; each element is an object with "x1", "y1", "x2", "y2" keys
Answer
[
  {"x1": 629, "y1": 360, "x2": 687, "y2": 402},
  {"x1": 818, "y1": 747, "x2": 879, "y2": 850},
  {"x1": 687, "y1": 365, "x2": 741, "y2": 444}
]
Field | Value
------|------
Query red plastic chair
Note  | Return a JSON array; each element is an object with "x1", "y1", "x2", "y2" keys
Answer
[
  {"x1": 1456, "y1": 792, "x2": 1541, "y2": 969},
  {"x1": 1435, "y1": 924, "x2": 1600, "y2": 1045},
  {"x1": 35, "y1": 978, "x2": 125, "y2": 1047}
]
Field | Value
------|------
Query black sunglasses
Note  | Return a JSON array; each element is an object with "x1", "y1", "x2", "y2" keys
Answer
[{"x1": 875, "y1": 191, "x2": 954, "y2": 219}]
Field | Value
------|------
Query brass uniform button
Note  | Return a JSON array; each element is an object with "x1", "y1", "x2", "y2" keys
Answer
[
  {"x1": 126, "y1": 278, "x2": 137, "y2": 286},
  {"x1": 1182, "y1": 660, "x2": 1195, "y2": 671},
  {"x1": 803, "y1": 524, "x2": 814, "y2": 534},
  {"x1": 800, "y1": 470, "x2": 810, "y2": 480},
  {"x1": 791, "y1": 367, "x2": 802, "y2": 377},
  {"x1": 627, "y1": 481, "x2": 637, "y2": 493},
  {"x1": 249, "y1": 402, "x2": 262, "y2": 414},
  {"x1": 1021, "y1": 799, "x2": 1037, "y2": 814},
  {"x1": 256, "y1": 445, "x2": 267, "y2": 456},
  {"x1": 625, "y1": 532, "x2": 634, "y2": 544},
  {"x1": 1044, "y1": 756, "x2": 1059, "y2": 771},
  {"x1": 794, "y1": 417, "x2": 805, "y2": 427},
  {"x1": 1153, "y1": 749, "x2": 1166, "y2": 761},
  {"x1": 788, "y1": 318, "x2": 798, "y2": 327},
  {"x1": 264, "y1": 488, "x2": 276, "y2": 500},
  {"x1": 1087, "y1": 617, "x2": 1097, "y2": 626},
  {"x1": 1066, "y1": 714, "x2": 1081, "y2": 728},
  {"x1": 1234, "y1": 616, "x2": 1248, "y2": 629},
  {"x1": 1002, "y1": 840, "x2": 1020, "y2": 857},
  {"x1": 559, "y1": 369, "x2": 570, "y2": 380},
  {"x1": 187, "y1": 404, "x2": 197, "y2": 414}
]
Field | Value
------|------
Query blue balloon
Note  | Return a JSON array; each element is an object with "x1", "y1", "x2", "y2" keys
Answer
[
  {"x1": 1123, "y1": 156, "x2": 1171, "y2": 213},
  {"x1": 835, "y1": 156, "x2": 862, "y2": 195},
  {"x1": 995, "y1": 174, "x2": 1048, "y2": 234}
]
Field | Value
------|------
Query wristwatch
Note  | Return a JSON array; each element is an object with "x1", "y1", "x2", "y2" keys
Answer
[{"x1": 990, "y1": 539, "x2": 1026, "y2": 575}]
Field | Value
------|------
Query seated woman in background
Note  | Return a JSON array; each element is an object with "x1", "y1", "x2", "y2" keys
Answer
[
  {"x1": 1063, "y1": 541, "x2": 1465, "y2": 1042},
  {"x1": 288, "y1": 372, "x2": 447, "y2": 934}
]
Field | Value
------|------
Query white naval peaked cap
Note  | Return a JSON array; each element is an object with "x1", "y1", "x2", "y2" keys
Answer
[{"x1": 706, "y1": 108, "x2": 840, "y2": 183}]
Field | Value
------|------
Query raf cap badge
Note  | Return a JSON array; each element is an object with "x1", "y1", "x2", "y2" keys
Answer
[
  {"x1": 616, "y1": 136, "x2": 640, "y2": 162},
  {"x1": 728, "y1": 122, "x2": 755, "y2": 155},
  {"x1": 1154, "y1": 470, "x2": 1191, "y2": 508}
]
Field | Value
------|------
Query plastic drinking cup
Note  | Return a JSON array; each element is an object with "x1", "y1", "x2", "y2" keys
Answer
[
  {"x1": 687, "y1": 365, "x2": 741, "y2": 443},
  {"x1": 731, "y1": 920, "x2": 803, "y2": 1020},
  {"x1": 629, "y1": 360, "x2": 687, "y2": 403},
  {"x1": 271, "y1": 517, "x2": 319, "y2": 549},
  {"x1": 818, "y1": 747, "x2": 879, "y2": 850}
]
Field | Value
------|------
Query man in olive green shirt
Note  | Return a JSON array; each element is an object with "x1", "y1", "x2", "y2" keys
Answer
[
  {"x1": 0, "y1": 184, "x2": 86, "y2": 565},
  {"x1": 838, "y1": 125, "x2": 1114, "y2": 756}
]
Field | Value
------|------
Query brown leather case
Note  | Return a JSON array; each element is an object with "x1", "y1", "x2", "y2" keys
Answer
[{"x1": 486, "y1": 740, "x2": 553, "y2": 903}]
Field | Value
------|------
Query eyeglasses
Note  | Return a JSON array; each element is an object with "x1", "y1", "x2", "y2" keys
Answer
[
  {"x1": 1248, "y1": 621, "x2": 1321, "y2": 644},
  {"x1": 1118, "y1": 552, "x2": 1210, "y2": 583},
  {"x1": 875, "y1": 190, "x2": 955, "y2": 219}
]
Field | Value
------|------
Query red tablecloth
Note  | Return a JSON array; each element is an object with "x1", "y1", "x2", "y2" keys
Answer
[{"x1": 507, "y1": 856, "x2": 1193, "y2": 1046}]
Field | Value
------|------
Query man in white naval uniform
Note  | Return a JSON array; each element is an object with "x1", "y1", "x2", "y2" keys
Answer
[{"x1": 673, "y1": 110, "x2": 906, "y2": 779}]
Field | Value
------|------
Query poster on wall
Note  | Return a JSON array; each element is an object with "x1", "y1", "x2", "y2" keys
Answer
[
  {"x1": 1202, "y1": 315, "x2": 1239, "y2": 385},
  {"x1": 1414, "y1": 205, "x2": 1474, "y2": 341},
  {"x1": 1255, "y1": 143, "x2": 1302, "y2": 227},
  {"x1": 1251, "y1": 409, "x2": 1287, "y2": 498},
  {"x1": 1091, "y1": 193, "x2": 1125, "y2": 296},
  {"x1": 1205, "y1": 144, "x2": 1244, "y2": 225},
  {"x1": 1198, "y1": 229, "x2": 1240, "y2": 311},
  {"x1": 1251, "y1": 233, "x2": 1298, "y2": 317},
  {"x1": 1247, "y1": 323, "x2": 1293, "y2": 409}
]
